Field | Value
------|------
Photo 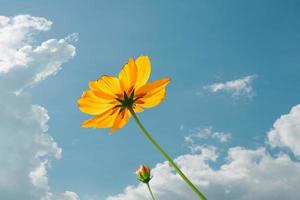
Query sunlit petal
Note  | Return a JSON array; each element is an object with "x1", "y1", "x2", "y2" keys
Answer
[
  {"x1": 82, "y1": 109, "x2": 118, "y2": 128},
  {"x1": 135, "y1": 55, "x2": 151, "y2": 89},
  {"x1": 89, "y1": 81, "x2": 116, "y2": 100},
  {"x1": 117, "y1": 110, "x2": 131, "y2": 128},
  {"x1": 136, "y1": 78, "x2": 171, "y2": 96},
  {"x1": 137, "y1": 88, "x2": 167, "y2": 108},
  {"x1": 90, "y1": 75, "x2": 121, "y2": 97},
  {"x1": 133, "y1": 105, "x2": 144, "y2": 113},
  {"x1": 110, "y1": 110, "x2": 131, "y2": 133},
  {"x1": 119, "y1": 58, "x2": 137, "y2": 93},
  {"x1": 78, "y1": 91, "x2": 115, "y2": 115}
]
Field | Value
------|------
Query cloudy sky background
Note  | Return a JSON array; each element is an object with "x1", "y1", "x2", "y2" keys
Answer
[{"x1": 1, "y1": 1, "x2": 300, "y2": 200}]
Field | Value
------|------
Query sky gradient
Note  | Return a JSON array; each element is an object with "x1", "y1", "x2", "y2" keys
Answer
[{"x1": 1, "y1": 1, "x2": 300, "y2": 200}]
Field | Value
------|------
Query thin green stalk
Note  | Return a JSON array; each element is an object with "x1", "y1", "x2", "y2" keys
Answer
[
  {"x1": 146, "y1": 182, "x2": 156, "y2": 200},
  {"x1": 128, "y1": 108, "x2": 207, "y2": 200}
]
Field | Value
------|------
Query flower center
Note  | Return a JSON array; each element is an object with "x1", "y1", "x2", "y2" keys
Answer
[{"x1": 114, "y1": 90, "x2": 140, "y2": 113}]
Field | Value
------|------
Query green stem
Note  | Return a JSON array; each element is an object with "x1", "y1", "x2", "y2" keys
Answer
[
  {"x1": 128, "y1": 108, "x2": 207, "y2": 200},
  {"x1": 146, "y1": 182, "x2": 156, "y2": 200}
]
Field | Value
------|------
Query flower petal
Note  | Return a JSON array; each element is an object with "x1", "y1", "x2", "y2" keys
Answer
[
  {"x1": 78, "y1": 91, "x2": 116, "y2": 115},
  {"x1": 89, "y1": 82, "x2": 115, "y2": 100},
  {"x1": 133, "y1": 105, "x2": 144, "y2": 113},
  {"x1": 135, "y1": 55, "x2": 151, "y2": 89},
  {"x1": 81, "y1": 90, "x2": 113, "y2": 102},
  {"x1": 135, "y1": 78, "x2": 170, "y2": 108},
  {"x1": 110, "y1": 110, "x2": 131, "y2": 133},
  {"x1": 119, "y1": 58, "x2": 137, "y2": 93},
  {"x1": 137, "y1": 87, "x2": 167, "y2": 108},
  {"x1": 82, "y1": 109, "x2": 118, "y2": 128},
  {"x1": 90, "y1": 75, "x2": 121, "y2": 97},
  {"x1": 136, "y1": 78, "x2": 171, "y2": 96}
]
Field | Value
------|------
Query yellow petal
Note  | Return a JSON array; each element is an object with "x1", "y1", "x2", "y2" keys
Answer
[
  {"x1": 110, "y1": 112, "x2": 123, "y2": 133},
  {"x1": 135, "y1": 55, "x2": 151, "y2": 89},
  {"x1": 81, "y1": 90, "x2": 113, "y2": 102},
  {"x1": 90, "y1": 75, "x2": 121, "y2": 97},
  {"x1": 110, "y1": 110, "x2": 131, "y2": 133},
  {"x1": 89, "y1": 82, "x2": 115, "y2": 100},
  {"x1": 82, "y1": 109, "x2": 118, "y2": 128},
  {"x1": 133, "y1": 105, "x2": 144, "y2": 113},
  {"x1": 119, "y1": 58, "x2": 137, "y2": 93},
  {"x1": 138, "y1": 88, "x2": 167, "y2": 108},
  {"x1": 136, "y1": 78, "x2": 171, "y2": 96},
  {"x1": 77, "y1": 96, "x2": 115, "y2": 115},
  {"x1": 118, "y1": 110, "x2": 131, "y2": 128}
]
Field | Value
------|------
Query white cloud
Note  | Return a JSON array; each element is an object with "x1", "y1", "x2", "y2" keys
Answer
[
  {"x1": 0, "y1": 15, "x2": 78, "y2": 200},
  {"x1": 65, "y1": 32, "x2": 79, "y2": 43},
  {"x1": 57, "y1": 191, "x2": 80, "y2": 200},
  {"x1": 185, "y1": 127, "x2": 231, "y2": 153},
  {"x1": 268, "y1": 104, "x2": 300, "y2": 157},
  {"x1": 0, "y1": 15, "x2": 76, "y2": 92},
  {"x1": 203, "y1": 75, "x2": 257, "y2": 98},
  {"x1": 107, "y1": 146, "x2": 300, "y2": 200},
  {"x1": 212, "y1": 131, "x2": 231, "y2": 143},
  {"x1": 0, "y1": 15, "x2": 52, "y2": 73},
  {"x1": 107, "y1": 105, "x2": 300, "y2": 200}
]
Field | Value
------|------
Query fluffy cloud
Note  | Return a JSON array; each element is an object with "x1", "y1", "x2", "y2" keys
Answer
[
  {"x1": 203, "y1": 75, "x2": 257, "y2": 98},
  {"x1": 0, "y1": 15, "x2": 76, "y2": 92},
  {"x1": 0, "y1": 15, "x2": 52, "y2": 73},
  {"x1": 268, "y1": 104, "x2": 300, "y2": 157},
  {"x1": 0, "y1": 15, "x2": 78, "y2": 200},
  {"x1": 107, "y1": 106, "x2": 300, "y2": 200}
]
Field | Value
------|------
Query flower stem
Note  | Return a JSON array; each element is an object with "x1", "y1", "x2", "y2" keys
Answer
[
  {"x1": 128, "y1": 108, "x2": 207, "y2": 200},
  {"x1": 146, "y1": 182, "x2": 156, "y2": 200}
]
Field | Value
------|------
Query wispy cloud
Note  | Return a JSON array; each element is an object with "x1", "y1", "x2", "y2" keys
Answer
[
  {"x1": 185, "y1": 127, "x2": 231, "y2": 153},
  {"x1": 203, "y1": 75, "x2": 257, "y2": 98}
]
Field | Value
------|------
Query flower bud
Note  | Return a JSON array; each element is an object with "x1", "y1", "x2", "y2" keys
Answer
[{"x1": 136, "y1": 164, "x2": 151, "y2": 183}]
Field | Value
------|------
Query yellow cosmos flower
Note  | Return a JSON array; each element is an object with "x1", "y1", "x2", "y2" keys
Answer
[
  {"x1": 78, "y1": 55, "x2": 171, "y2": 133},
  {"x1": 78, "y1": 55, "x2": 207, "y2": 199}
]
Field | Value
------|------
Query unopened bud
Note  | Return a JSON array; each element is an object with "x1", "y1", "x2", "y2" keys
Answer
[{"x1": 136, "y1": 164, "x2": 151, "y2": 183}]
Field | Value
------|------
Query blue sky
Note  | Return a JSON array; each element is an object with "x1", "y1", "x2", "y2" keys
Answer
[{"x1": 1, "y1": 1, "x2": 300, "y2": 200}]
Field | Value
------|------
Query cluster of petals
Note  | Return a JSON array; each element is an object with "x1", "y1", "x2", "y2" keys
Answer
[{"x1": 78, "y1": 55, "x2": 171, "y2": 133}]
